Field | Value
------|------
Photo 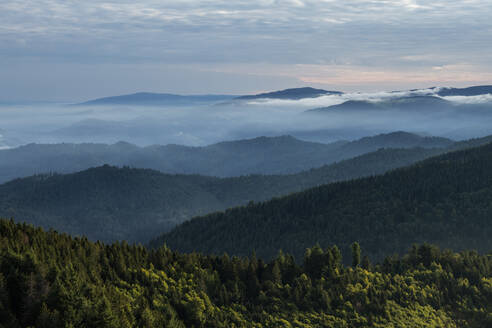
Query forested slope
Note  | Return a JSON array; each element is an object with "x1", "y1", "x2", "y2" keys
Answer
[
  {"x1": 0, "y1": 147, "x2": 443, "y2": 243},
  {"x1": 156, "y1": 141, "x2": 492, "y2": 262},
  {"x1": 2, "y1": 134, "x2": 491, "y2": 244},
  {"x1": 1, "y1": 219, "x2": 492, "y2": 327}
]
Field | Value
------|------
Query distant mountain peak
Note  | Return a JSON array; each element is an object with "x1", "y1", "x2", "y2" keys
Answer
[
  {"x1": 308, "y1": 95, "x2": 452, "y2": 114},
  {"x1": 346, "y1": 131, "x2": 454, "y2": 150},
  {"x1": 209, "y1": 135, "x2": 314, "y2": 149},
  {"x1": 307, "y1": 100, "x2": 379, "y2": 113},
  {"x1": 388, "y1": 95, "x2": 449, "y2": 104},
  {"x1": 76, "y1": 92, "x2": 238, "y2": 106},
  {"x1": 437, "y1": 85, "x2": 492, "y2": 97},
  {"x1": 111, "y1": 141, "x2": 138, "y2": 150},
  {"x1": 236, "y1": 87, "x2": 343, "y2": 101}
]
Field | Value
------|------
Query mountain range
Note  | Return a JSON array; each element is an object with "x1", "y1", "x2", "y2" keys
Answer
[
  {"x1": 0, "y1": 146, "x2": 439, "y2": 243},
  {"x1": 308, "y1": 94, "x2": 492, "y2": 114},
  {"x1": 436, "y1": 85, "x2": 492, "y2": 96},
  {"x1": 0, "y1": 132, "x2": 453, "y2": 184},
  {"x1": 77, "y1": 92, "x2": 237, "y2": 106},
  {"x1": 235, "y1": 87, "x2": 342, "y2": 100},
  {"x1": 1, "y1": 133, "x2": 491, "y2": 244},
  {"x1": 77, "y1": 87, "x2": 343, "y2": 106},
  {"x1": 75, "y1": 85, "x2": 492, "y2": 107}
]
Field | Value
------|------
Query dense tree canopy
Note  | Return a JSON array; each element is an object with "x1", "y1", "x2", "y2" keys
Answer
[
  {"x1": 155, "y1": 141, "x2": 492, "y2": 262},
  {"x1": 1, "y1": 219, "x2": 492, "y2": 327}
]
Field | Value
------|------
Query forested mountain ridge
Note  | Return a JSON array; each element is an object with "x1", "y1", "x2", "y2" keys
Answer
[
  {"x1": 2, "y1": 133, "x2": 491, "y2": 244},
  {"x1": 155, "y1": 140, "x2": 492, "y2": 262},
  {"x1": 0, "y1": 146, "x2": 443, "y2": 243},
  {"x1": 437, "y1": 85, "x2": 492, "y2": 96},
  {"x1": 0, "y1": 132, "x2": 453, "y2": 183},
  {"x1": 308, "y1": 95, "x2": 454, "y2": 114},
  {"x1": 307, "y1": 92, "x2": 492, "y2": 115},
  {"x1": 1, "y1": 219, "x2": 492, "y2": 327}
]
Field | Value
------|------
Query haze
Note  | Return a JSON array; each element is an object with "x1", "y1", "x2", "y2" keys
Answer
[
  {"x1": 1, "y1": 0, "x2": 492, "y2": 101},
  {"x1": 0, "y1": 88, "x2": 491, "y2": 149}
]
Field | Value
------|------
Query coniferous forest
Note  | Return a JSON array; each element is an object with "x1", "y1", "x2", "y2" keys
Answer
[
  {"x1": 1, "y1": 219, "x2": 492, "y2": 328},
  {"x1": 154, "y1": 141, "x2": 492, "y2": 262},
  {"x1": 1, "y1": 134, "x2": 491, "y2": 245},
  {"x1": 0, "y1": 146, "x2": 444, "y2": 243}
]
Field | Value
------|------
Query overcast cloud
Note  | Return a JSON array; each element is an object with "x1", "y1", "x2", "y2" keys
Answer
[{"x1": 1, "y1": 0, "x2": 492, "y2": 100}]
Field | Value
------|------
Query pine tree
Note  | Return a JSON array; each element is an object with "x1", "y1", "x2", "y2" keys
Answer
[
  {"x1": 351, "y1": 242, "x2": 361, "y2": 268},
  {"x1": 361, "y1": 255, "x2": 371, "y2": 270},
  {"x1": 271, "y1": 261, "x2": 282, "y2": 285}
]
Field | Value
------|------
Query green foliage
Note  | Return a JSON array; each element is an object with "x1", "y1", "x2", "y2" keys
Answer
[{"x1": 1, "y1": 219, "x2": 491, "y2": 327}]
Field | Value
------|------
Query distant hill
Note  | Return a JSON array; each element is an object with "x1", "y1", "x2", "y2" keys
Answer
[
  {"x1": 385, "y1": 95, "x2": 451, "y2": 109},
  {"x1": 78, "y1": 87, "x2": 344, "y2": 106},
  {"x1": 77, "y1": 92, "x2": 237, "y2": 106},
  {"x1": 309, "y1": 100, "x2": 380, "y2": 112},
  {"x1": 437, "y1": 85, "x2": 492, "y2": 96},
  {"x1": 155, "y1": 139, "x2": 492, "y2": 262},
  {"x1": 0, "y1": 132, "x2": 453, "y2": 183},
  {"x1": 0, "y1": 166, "x2": 224, "y2": 242},
  {"x1": 342, "y1": 131, "x2": 452, "y2": 150},
  {"x1": 235, "y1": 87, "x2": 342, "y2": 100},
  {"x1": 307, "y1": 87, "x2": 492, "y2": 114},
  {"x1": 308, "y1": 95, "x2": 454, "y2": 113}
]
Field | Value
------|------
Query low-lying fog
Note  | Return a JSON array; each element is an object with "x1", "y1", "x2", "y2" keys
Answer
[{"x1": 1, "y1": 89, "x2": 492, "y2": 148}]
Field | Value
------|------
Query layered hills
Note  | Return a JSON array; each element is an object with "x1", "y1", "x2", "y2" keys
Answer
[
  {"x1": 1, "y1": 132, "x2": 490, "y2": 244},
  {"x1": 155, "y1": 139, "x2": 492, "y2": 262},
  {"x1": 0, "y1": 146, "x2": 442, "y2": 243},
  {"x1": 76, "y1": 85, "x2": 492, "y2": 107},
  {"x1": 2, "y1": 132, "x2": 491, "y2": 244},
  {"x1": 308, "y1": 95, "x2": 453, "y2": 113},
  {"x1": 0, "y1": 132, "x2": 453, "y2": 183}
]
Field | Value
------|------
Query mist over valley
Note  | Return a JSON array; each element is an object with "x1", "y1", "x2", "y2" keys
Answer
[{"x1": 1, "y1": 86, "x2": 492, "y2": 151}]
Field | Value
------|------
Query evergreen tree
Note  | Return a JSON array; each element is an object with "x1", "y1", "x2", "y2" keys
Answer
[{"x1": 351, "y1": 242, "x2": 361, "y2": 268}]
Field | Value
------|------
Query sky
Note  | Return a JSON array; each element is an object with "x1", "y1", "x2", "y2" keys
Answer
[{"x1": 1, "y1": 0, "x2": 492, "y2": 101}]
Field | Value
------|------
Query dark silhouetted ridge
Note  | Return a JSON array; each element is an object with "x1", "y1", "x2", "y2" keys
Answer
[{"x1": 236, "y1": 87, "x2": 342, "y2": 100}]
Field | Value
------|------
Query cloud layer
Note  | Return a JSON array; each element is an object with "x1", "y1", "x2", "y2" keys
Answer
[
  {"x1": 244, "y1": 87, "x2": 492, "y2": 108},
  {"x1": 1, "y1": 0, "x2": 492, "y2": 100}
]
